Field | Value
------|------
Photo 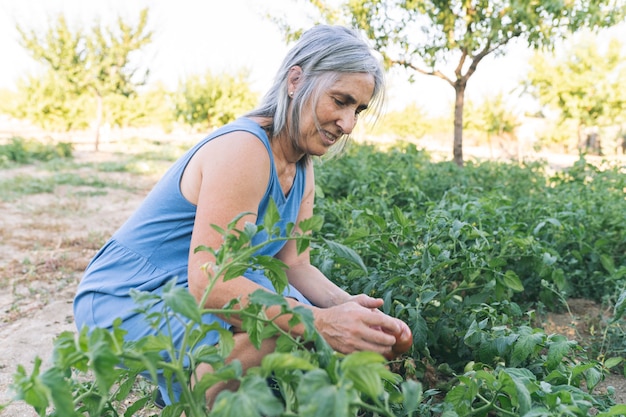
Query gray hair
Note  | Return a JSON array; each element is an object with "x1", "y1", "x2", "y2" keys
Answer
[{"x1": 245, "y1": 25, "x2": 386, "y2": 163}]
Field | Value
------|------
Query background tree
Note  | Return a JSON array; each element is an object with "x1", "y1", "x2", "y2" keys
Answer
[
  {"x1": 370, "y1": 103, "x2": 432, "y2": 140},
  {"x1": 105, "y1": 83, "x2": 174, "y2": 130},
  {"x1": 16, "y1": 9, "x2": 152, "y2": 150},
  {"x1": 526, "y1": 36, "x2": 626, "y2": 154},
  {"x1": 173, "y1": 70, "x2": 259, "y2": 132},
  {"x1": 277, "y1": 0, "x2": 626, "y2": 166},
  {"x1": 10, "y1": 72, "x2": 92, "y2": 132},
  {"x1": 12, "y1": 16, "x2": 88, "y2": 132},
  {"x1": 464, "y1": 94, "x2": 519, "y2": 159}
]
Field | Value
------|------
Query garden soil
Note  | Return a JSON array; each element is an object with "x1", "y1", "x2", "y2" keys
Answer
[{"x1": 1, "y1": 147, "x2": 625, "y2": 416}]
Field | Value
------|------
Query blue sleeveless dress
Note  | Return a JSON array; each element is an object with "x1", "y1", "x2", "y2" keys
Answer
[{"x1": 73, "y1": 117, "x2": 311, "y2": 403}]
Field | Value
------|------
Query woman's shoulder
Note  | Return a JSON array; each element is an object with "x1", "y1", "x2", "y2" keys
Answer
[{"x1": 181, "y1": 121, "x2": 273, "y2": 204}]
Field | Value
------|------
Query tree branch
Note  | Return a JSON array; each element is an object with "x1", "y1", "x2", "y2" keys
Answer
[{"x1": 396, "y1": 59, "x2": 455, "y2": 88}]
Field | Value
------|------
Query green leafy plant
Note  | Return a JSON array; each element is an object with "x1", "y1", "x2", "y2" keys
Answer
[
  {"x1": 0, "y1": 137, "x2": 72, "y2": 166},
  {"x1": 8, "y1": 203, "x2": 420, "y2": 416},
  {"x1": 5, "y1": 142, "x2": 625, "y2": 415}
]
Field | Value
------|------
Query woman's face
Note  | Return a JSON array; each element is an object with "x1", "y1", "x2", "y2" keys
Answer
[{"x1": 298, "y1": 72, "x2": 375, "y2": 157}]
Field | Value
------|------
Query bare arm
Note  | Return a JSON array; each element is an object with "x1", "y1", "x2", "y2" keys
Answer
[
  {"x1": 185, "y1": 142, "x2": 400, "y2": 355},
  {"x1": 185, "y1": 132, "x2": 277, "y2": 328},
  {"x1": 275, "y1": 164, "x2": 402, "y2": 354}
]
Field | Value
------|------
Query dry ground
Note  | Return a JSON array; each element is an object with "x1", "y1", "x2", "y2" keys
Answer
[
  {"x1": 0, "y1": 147, "x2": 162, "y2": 416},
  {"x1": 0, "y1": 143, "x2": 624, "y2": 416}
]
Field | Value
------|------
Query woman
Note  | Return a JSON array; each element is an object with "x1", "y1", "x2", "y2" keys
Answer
[{"x1": 74, "y1": 24, "x2": 409, "y2": 406}]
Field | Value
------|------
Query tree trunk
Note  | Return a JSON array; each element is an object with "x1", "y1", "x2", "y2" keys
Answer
[
  {"x1": 453, "y1": 82, "x2": 466, "y2": 167},
  {"x1": 94, "y1": 92, "x2": 103, "y2": 152}
]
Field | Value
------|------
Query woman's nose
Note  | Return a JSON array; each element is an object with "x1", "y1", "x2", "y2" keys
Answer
[{"x1": 337, "y1": 110, "x2": 357, "y2": 135}]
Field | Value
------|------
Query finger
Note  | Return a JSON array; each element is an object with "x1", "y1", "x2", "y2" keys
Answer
[
  {"x1": 352, "y1": 294, "x2": 383, "y2": 309},
  {"x1": 365, "y1": 326, "x2": 397, "y2": 347},
  {"x1": 366, "y1": 312, "x2": 401, "y2": 336}
]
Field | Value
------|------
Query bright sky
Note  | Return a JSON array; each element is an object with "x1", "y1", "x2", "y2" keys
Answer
[{"x1": 1, "y1": 0, "x2": 624, "y2": 116}]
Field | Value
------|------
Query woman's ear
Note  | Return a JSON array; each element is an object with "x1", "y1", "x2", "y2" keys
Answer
[{"x1": 287, "y1": 66, "x2": 303, "y2": 95}]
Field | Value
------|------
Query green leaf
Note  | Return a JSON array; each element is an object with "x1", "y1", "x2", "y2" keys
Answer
[
  {"x1": 604, "y1": 356, "x2": 623, "y2": 369},
  {"x1": 392, "y1": 206, "x2": 409, "y2": 227},
  {"x1": 211, "y1": 375, "x2": 284, "y2": 417},
  {"x1": 510, "y1": 327, "x2": 544, "y2": 367},
  {"x1": 263, "y1": 198, "x2": 281, "y2": 235},
  {"x1": 296, "y1": 369, "x2": 352, "y2": 417},
  {"x1": 401, "y1": 380, "x2": 423, "y2": 414},
  {"x1": 546, "y1": 336, "x2": 576, "y2": 370},
  {"x1": 217, "y1": 329, "x2": 235, "y2": 358},
  {"x1": 114, "y1": 372, "x2": 139, "y2": 402},
  {"x1": 124, "y1": 396, "x2": 150, "y2": 417},
  {"x1": 223, "y1": 263, "x2": 252, "y2": 281},
  {"x1": 533, "y1": 218, "x2": 562, "y2": 235},
  {"x1": 404, "y1": 313, "x2": 424, "y2": 353},
  {"x1": 191, "y1": 344, "x2": 222, "y2": 364},
  {"x1": 248, "y1": 289, "x2": 288, "y2": 308},
  {"x1": 500, "y1": 270, "x2": 524, "y2": 292},
  {"x1": 494, "y1": 334, "x2": 518, "y2": 356},
  {"x1": 463, "y1": 320, "x2": 482, "y2": 347},
  {"x1": 597, "y1": 404, "x2": 626, "y2": 416},
  {"x1": 298, "y1": 215, "x2": 324, "y2": 233},
  {"x1": 583, "y1": 365, "x2": 602, "y2": 390},
  {"x1": 12, "y1": 359, "x2": 51, "y2": 415},
  {"x1": 295, "y1": 235, "x2": 311, "y2": 254},
  {"x1": 254, "y1": 256, "x2": 289, "y2": 294},
  {"x1": 261, "y1": 352, "x2": 316, "y2": 372},
  {"x1": 445, "y1": 383, "x2": 475, "y2": 415},
  {"x1": 551, "y1": 268, "x2": 567, "y2": 291},
  {"x1": 612, "y1": 290, "x2": 626, "y2": 323},
  {"x1": 87, "y1": 329, "x2": 123, "y2": 395},
  {"x1": 600, "y1": 254, "x2": 615, "y2": 274},
  {"x1": 322, "y1": 238, "x2": 367, "y2": 272},
  {"x1": 242, "y1": 221, "x2": 258, "y2": 241},
  {"x1": 161, "y1": 279, "x2": 202, "y2": 323},
  {"x1": 194, "y1": 362, "x2": 241, "y2": 396},
  {"x1": 341, "y1": 352, "x2": 400, "y2": 399},
  {"x1": 501, "y1": 368, "x2": 535, "y2": 414}
]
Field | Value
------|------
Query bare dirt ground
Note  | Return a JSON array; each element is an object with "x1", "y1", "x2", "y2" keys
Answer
[
  {"x1": 0, "y1": 148, "x2": 161, "y2": 416},
  {"x1": 0, "y1": 142, "x2": 624, "y2": 416}
]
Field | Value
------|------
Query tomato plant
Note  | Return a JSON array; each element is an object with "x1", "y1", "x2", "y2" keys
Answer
[{"x1": 6, "y1": 142, "x2": 626, "y2": 416}]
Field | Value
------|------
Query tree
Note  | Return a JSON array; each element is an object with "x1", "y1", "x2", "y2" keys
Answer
[
  {"x1": 526, "y1": 36, "x2": 626, "y2": 153},
  {"x1": 464, "y1": 94, "x2": 519, "y2": 159},
  {"x1": 16, "y1": 9, "x2": 152, "y2": 150},
  {"x1": 277, "y1": 0, "x2": 626, "y2": 166},
  {"x1": 11, "y1": 71, "x2": 92, "y2": 132},
  {"x1": 370, "y1": 103, "x2": 432, "y2": 140},
  {"x1": 173, "y1": 70, "x2": 259, "y2": 132}
]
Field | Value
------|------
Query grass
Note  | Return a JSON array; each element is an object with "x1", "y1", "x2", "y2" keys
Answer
[{"x1": 0, "y1": 170, "x2": 137, "y2": 202}]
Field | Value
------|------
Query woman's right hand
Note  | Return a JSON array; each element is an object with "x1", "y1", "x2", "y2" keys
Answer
[{"x1": 313, "y1": 301, "x2": 400, "y2": 356}]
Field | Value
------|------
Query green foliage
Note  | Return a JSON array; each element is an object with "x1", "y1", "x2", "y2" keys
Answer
[
  {"x1": 278, "y1": 0, "x2": 626, "y2": 165},
  {"x1": 0, "y1": 88, "x2": 19, "y2": 115},
  {"x1": 10, "y1": 72, "x2": 93, "y2": 131},
  {"x1": 14, "y1": 9, "x2": 153, "y2": 143},
  {"x1": 527, "y1": 36, "x2": 626, "y2": 136},
  {"x1": 6, "y1": 143, "x2": 626, "y2": 415},
  {"x1": 0, "y1": 172, "x2": 124, "y2": 202},
  {"x1": 371, "y1": 103, "x2": 432, "y2": 139},
  {"x1": 8, "y1": 210, "x2": 418, "y2": 417},
  {"x1": 104, "y1": 84, "x2": 175, "y2": 129},
  {"x1": 174, "y1": 70, "x2": 259, "y2": 131},
  {"x1": 312, "y1": 142, "x2": 625, "y2": 400},
  {"x1": 464, "y1": 94, "x2": 519, "y2": 139},
  {"x1": 0, "y1": 137, "x2": 73, "y2": 167}
]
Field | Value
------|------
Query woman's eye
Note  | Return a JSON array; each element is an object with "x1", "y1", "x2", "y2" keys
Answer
[{"x1": 334, "y1": 98, "x2": 345, "y2": 106}]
